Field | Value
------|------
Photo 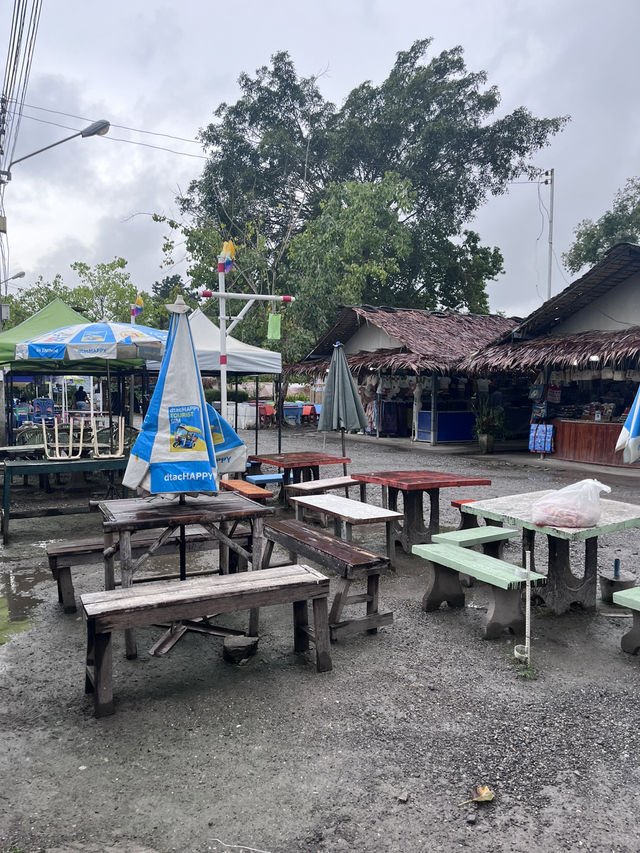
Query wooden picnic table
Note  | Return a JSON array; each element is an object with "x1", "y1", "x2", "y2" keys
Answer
[
  {"x1": 461, "y1": 490, "x2": 640, "y2": 614},
  {"x1": 2, "y1": 457, "x2": 129, "y2": 544},
  {"x1": 97, "y1": 492, "x2": 275, "y2": 658},
  {"x1": 248, "y1": 451, "x2": 350, "y2": 504},
  {"x1": 288, "y1": 493, "x2": 403, "y2": 568},
  {"x1": 350, "y1": 469, "x2": 492, "y2": 553}
]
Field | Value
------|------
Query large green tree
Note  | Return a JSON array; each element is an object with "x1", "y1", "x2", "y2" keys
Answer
[
  {"x1": 171, "y1": 39, "x2": 566, "y2": 358},
  {"x1": 563, "y1": 177, "x2": 640, "y2": 273}
]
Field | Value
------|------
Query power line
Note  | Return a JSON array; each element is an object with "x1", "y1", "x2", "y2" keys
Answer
[
  {"x1": 5, "y1": 110, "x2": 208, "y2": 160},
  {"x1": 9, "y1": 98, "x2": 203, "y2": 144}
]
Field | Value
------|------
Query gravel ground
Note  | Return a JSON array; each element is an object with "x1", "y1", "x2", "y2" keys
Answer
[{"x1": 1, "y1": 428, "x2": 640, "y2": 853}]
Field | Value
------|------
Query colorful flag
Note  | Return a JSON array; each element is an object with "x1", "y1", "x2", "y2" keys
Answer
[
  {"x1": 221, "y1": 240, "x2": 236, "y2": 273},
  {"x1": 130, "y1": 294, "x2": 144, "y2": 318}
]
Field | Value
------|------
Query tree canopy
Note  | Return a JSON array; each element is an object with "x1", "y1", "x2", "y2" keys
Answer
[
  {"x1": 169, "y1": 40, "x2": 568, "y2": 359},
  {"x1": 563, "y1": 177, "x2": 640, "y2": 273}
]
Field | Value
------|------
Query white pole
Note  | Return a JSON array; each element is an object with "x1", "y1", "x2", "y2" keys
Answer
[
  {"x1": 524, "y1": 549, "x2": 531, "y2": 667},
  {"x1": 217, "y1": 254, "x2": 228, "y2": 424},
  {"x1": 546, "y1": 168, "x2": 555, "y2": 302}
]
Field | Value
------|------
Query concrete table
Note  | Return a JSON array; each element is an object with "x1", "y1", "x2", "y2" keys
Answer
[{"x1": 461, "y1": 490, "x2": 640, "y2": 614}]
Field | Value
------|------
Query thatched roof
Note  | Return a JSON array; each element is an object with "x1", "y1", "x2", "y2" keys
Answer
[
  {"x1": 285, "y1": 306, "x2": 517, "y2": 379},
  {"x1": 459, "y1": 326, "x2": 640, "y2": 375},
  {"x1": 460, "y1": 242, "x2": 640, "y2": 374}
]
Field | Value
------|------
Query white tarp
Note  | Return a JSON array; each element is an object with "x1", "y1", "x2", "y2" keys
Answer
[{"x1": 146, "y1": 308, "x2": 282, "y2": 375}]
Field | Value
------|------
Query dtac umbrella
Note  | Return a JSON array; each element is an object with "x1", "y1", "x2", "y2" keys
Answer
[
  {"x1": 124, "y1": 295, "x2": 219, "y2": 497},
  {"x1": 14, "y1": 320, "x2": 166, "y2": 361},
  {"x1": 317, "y1": 341, "x2": 368, "y2": 467},
  {"x1": 615, "y1": 384, "x2": 640, "y2": 464},
  {"x1": 14, "y1": 319, "x2": 167, "y2": 441}
]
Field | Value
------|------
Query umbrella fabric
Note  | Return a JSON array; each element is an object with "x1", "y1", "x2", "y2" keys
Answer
[
  {"x1": 317, "y1": 342, "x2": 368, "y2": 434},
  {"x1": 15, "y1": 321, "x2": 166, "y2": 362},
  {"x1": 615, "y1": 384, "x2": 640, "y2": 464},
  {"x1": 124, "y1": 297, "x2": 218, "y2": 496},
  {"x1": 207, "y1": 403, "x2": 248, "y2": 474}
]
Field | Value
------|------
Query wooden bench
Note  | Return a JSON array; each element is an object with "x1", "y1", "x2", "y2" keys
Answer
[
  {"x1": 613, "y1": 587, "x2": 640, "y2": 655},
  {"x1": 47, "y1": 525, "x2": 247, "y2": 613},
  {"x1": 285, "y1": 475, "x2": 366, "y2": 500},
  {"x1": 220, "y1": 478, "x2": 272, "y2": 502},
  {"x1": 82, "y1": 563, "x2": 332, "y2": 717},
  {"x1": 263, "y1": 518, "x2": 392, "y2": 640},
  {"x1": 412, "y1": 542, "x2": 547, "y2": 639}
]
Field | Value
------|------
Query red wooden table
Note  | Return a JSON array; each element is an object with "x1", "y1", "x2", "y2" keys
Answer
[
  {"x1": 248, "y1": 451, "x2": 350, "y2": 503},
  {"x1": 350, "y1": 470, "x2": 491, "y2": 552}
]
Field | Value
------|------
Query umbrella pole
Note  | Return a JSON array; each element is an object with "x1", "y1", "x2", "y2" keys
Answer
[
  {"x1": 341, "y1": 428, "x2": 347, "y2": 475},
  {"x1": 179, "y1": 493, "x2": 186, "y2": 580},
  {"x1": 107, "y1": 362, "x2": 113, "y2": 453}
]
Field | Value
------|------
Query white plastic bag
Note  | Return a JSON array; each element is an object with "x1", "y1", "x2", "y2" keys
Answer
[{"x1": 531, "y1": 479, "x2": 611, "y2": 528}]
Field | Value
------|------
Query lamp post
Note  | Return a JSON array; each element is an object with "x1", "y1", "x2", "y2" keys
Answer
[
  {"x1": 1, "y1": 270, "x2": 25, "y2": 298},
  {"x1": 0, "y1": 120, "x2": 109, "y2": 444},
  {"x1": 0, "y1": 119, "x2": 110, "y2": 183}
]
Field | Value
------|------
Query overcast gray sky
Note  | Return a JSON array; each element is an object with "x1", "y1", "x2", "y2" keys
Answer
[{"x1": 2, "y1": 0, "x2": 639, "y2": 319}]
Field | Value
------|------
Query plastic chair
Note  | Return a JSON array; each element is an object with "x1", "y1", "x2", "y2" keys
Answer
[{"x1": 32, "y1": 398, "x2": 55, "y2": 427}]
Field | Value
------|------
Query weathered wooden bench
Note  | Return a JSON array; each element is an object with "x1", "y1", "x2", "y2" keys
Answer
[
  {"x1": 220, "y1": 478, "x2": 272, "y2": 502},
  {"x1": 47, "y1": 525, "x2": 247, "y2": 613},
  {"x1": 285, "y1": 475, "x2": 366, "y2": 500},
  {"x1": 613, "y1": 587, "x2": 640, "y2": 655},
  {"x1": 263, "y1": 518, "x2": 392, "y2": 640},
  {"x1": 412, "y1": 542, "x2": 547, "y2": 639},
  {"x1": 82, "y1": 563, "x2": 332, "y2": 717}
]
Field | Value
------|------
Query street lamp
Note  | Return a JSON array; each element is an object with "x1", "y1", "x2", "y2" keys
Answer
[
  {"x1": 0, "y1": 119, "x2": 110, "y2": 183},
  {"x1": 0, "y1": 270, "x2": 25, "y2": 297}
]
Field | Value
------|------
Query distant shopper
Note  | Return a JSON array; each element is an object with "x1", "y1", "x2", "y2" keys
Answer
[{"x1": 74, "y1": 386, "x2": 88, "y2": 411}]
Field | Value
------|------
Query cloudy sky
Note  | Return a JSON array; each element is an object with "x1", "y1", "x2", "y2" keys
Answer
[{"x1": 1, "y1": 0, "x2": 638, "y2": 319}]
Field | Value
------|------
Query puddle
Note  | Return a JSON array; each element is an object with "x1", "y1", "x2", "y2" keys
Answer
[{"x1": 0, "y1": 565, "x2": 50, "y2": 645}]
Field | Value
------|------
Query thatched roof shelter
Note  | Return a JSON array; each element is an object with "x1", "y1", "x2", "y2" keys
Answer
[
  {"x1": 285, "y1": 306, "x2": 517, "y2": 379},
  {"x1": 460, "y1": 242, "x2": 640, "y2": 375}
]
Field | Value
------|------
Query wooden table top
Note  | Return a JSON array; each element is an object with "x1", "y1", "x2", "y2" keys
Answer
[
  {"x1": 289, "y1": 493, "x2": 403, "y2": 524},
  {"x1": 98, "y1": 492, "x2": 274, "y2": 532},
  {"x1": 248, "y1": 451, "x2": 350, "y2": 469},
  {"x1": 350, "y1": 470, "x2": 491, "y2": 491},
  {"x1": 462, "y1": 490, "x2": 640, "y2": 541}
]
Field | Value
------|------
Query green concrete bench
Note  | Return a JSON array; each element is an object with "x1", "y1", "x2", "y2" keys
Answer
[
  {"x1": 613, "y1": 587, "x2": 640, "y2": 655},
  {"x1": 432, "y1": 526, "x2": 519, "y2": 589},
  {"x1": 432, "y1": 526, "x2": 519, "y2": 557},
  {"x1": 412, "y1": 542, "x2": 546, "y2": 639}
]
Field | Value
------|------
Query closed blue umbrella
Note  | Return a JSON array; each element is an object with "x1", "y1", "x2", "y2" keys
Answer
[
  {"x1": 615, "y1": 384, "x2": 640, "y2": 464},
  {"x1": 317, "y1": 342, "x2": 368, "y2": 465},
  {"x1": 124, "y1": 295, "x2": 218, "y2": 496}
]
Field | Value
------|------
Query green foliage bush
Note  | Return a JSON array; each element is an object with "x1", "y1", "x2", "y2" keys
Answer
[{"x1": 204, "y1": 387, "x2": 249, "y2": 404}]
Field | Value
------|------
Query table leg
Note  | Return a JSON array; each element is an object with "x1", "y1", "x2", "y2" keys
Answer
[
  {"x1": 391, "y1": 488, "x2": 432, "y2": 553},
  {"x1": 104, "y1": 531, "x2": 115, "y2": 590},
  {"x1": 538, "y1": 534, "x2": 598, "y2": 615},
  {"x1": 119, "y1": 530, "x2": 137, "y2": 659},
  {"x1": 248, "y1": 517, "x2": 265, "y2": 636},
  {"x1": 2, "y1": 466, "x2": 11, "y2": 544},
  {"x1": 522, "y1": 528, "x2": 536, "y2": 572}
]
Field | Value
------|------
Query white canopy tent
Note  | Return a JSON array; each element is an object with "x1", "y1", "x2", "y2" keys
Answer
[{"x1": 146, "y1": 308, "x2": 281, "y2": 375}]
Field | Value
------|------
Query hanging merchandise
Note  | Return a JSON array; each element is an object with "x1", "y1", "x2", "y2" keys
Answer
[
  {"x1": 546, "y1": 384, "x2": 562, "y2": 403},
  {"x1": 267, "y1": 312, "x2": 281, "y2": 340},
  {"x1": 529, "y1": 383, "x2": 546, "y2": 401},
  {"x1": 529, "y1": 423, "x2": 554, "y2": 453}
]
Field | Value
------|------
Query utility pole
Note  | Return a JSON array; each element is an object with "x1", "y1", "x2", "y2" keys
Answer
[{"x1": 545, "y1": 168, "x2": 555, "y2": 301}]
